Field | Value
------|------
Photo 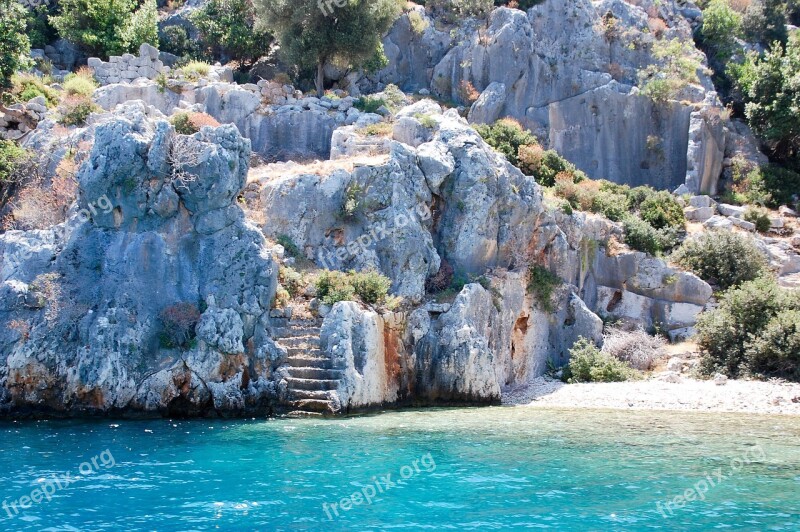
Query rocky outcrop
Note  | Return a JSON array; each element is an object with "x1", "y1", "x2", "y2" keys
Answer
[
  {"x1": 0, "y1": 102, "x2": 279, "y2": 417},
  {"x1": 361, "y1": 1, "x2": 748, "y2": 194},
  {"x1": 94, "y1": 80, "x2": 362, "y2": 161},
  {"x1": 256, "y1": 102, "x2": 710, "y2": 402},
  {"x1": 0, "y1": 97, "x2": 48, "y2": 141}
]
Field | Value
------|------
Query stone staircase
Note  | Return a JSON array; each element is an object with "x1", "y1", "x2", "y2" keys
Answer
[{"x1": 271, "y1": 317, "x2": 343, "y2": 417}]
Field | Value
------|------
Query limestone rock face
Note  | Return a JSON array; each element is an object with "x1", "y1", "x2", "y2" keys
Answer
[
  {"x1": 0, "y1": 102, "x2": 278, "y2": 417},
  {"x1": 369, "y1": 1, "x2": 746, "y2": 193},
  {"x1": 259, "y1": 105, "x2": 546, "y2": 300},
  {"x1": 320, "y1": 302, "x2": 401, "y2": 410},
  {"x1": 95, "y1": 81, "x2": 353, "y2": 161},
  {"x1": 412, "y1": 284, "x2": 503, "y2": 403}
]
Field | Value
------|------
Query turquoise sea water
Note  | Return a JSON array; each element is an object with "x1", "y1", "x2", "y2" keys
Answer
[{"x1": 1, "y1": 407, "x2": 799, "y2": 531}]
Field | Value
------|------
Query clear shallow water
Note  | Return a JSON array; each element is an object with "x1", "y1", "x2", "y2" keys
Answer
[{"x1": 1, "y1": 407, "x2": 799, "y2": 531}]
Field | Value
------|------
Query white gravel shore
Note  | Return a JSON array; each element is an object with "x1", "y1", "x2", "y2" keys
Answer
[{"x1": 503, "y1": 376, "x2": 800, "y2": 415}]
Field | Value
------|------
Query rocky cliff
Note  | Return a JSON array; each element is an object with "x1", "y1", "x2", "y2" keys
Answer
[
  {"x1": 358, "y1": 1, "x2": 753, "y2": 195},
  {"x1": 0, "y1": 95, "x2": 715, "y2": 417},
  {"x1": 0, "y1": 102, "x2": 281, "y2": 417}
]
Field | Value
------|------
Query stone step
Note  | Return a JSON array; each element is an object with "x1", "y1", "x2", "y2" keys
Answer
[
  {"x1": 289, "y1": 389, "x2": 337, "y2": 401},
  {"x1": 287, "y1": 356, "x2": 334, "y2": 369},
  {"x1": 285, "y1": 346, "x2": 323, "y2": 357},
  {"x1": 271, "y1": 327, "x2": 322, "y2": 339},
  {"x1": 286, "y1": 377, "x2": 339, "y2": 391},
  {"x1": 281, "y1": 336, "x2": 321, "y2": 348},
  {"x1": 290, "y1": 399, "x2": 336, "y2": 414},
  {"x1": 287, "y1": 367, "x2": 343, "y2": 380}
]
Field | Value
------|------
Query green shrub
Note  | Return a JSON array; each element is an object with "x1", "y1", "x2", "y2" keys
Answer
[
  {"x1": 276, "y1": 234, "x2": 300, "y2": 258},
  {"x1": 745, "y1": 309, "x2": 800, "y2": 380},
  {"x1": 350, "y1": 270, "x2": 392, "y2": 304},
  {"x1": 742, "y1": 0, "x2": 788, "y2": 46},
  {"x1": 591, "y1": 189, "x2": 629, "y2": 221},
  {"x1": 0, "y1": 140, "x2": 29, "y2": 185},
  {"x1": 623, "y1": 215, "x2": 678, "y2": 255},
  {"x1": 315, "y1": 269, "x2": 392, "y2": 306},
  {"x1": 25, "y1": 5, "x2": 57, "y2": 50},
  {"x1": 671, "y1": 230, "x2": 768, "y2": 290},
  {"x1": 474, "y1": 118, "x2": 537, "y2": 168},
  {"x1": 358, "y1": 122, "x2": 394, "y2": 137},
  {"x1": 625, "y1": 185, "x2": 658, "y2": 209},
  {"x1": 63, "y1": 73, "x2": 98, "y2": 97},
  {"x1": 354, "y1": 95, "x2": 386, "y2": 114},
  {"x1": 0, "y1": 0, "x2": 31, "y2": 89},
  {"x1": 562, "y1": 337, "x2": 636, "y2": 383},
  {"x1": 639, "y1": 38, "x2": 703, "y2": 102},
  {"x1": 730, "y1": 34, "x2": 798, "y2": 165},
  {"x1": 380, "y1": 84, "x2": 406, "y2": 111},
  {"x1": 414, "y1": 113, "x2": 437, "y2": 129},
  {"x1": 159, "y1": 25, "x2": 201, "y2": 59},
  {"x1": 180, "y1": 61, "x2": 212, "y2": 80},
  {"x1": 170, "y1": 111, "x2": 220, "y2": 135},
  {"x1": 728, "y1": 161, "x2": 799, "y2": 208},
  {"x1": 761, "y1": 164, "x2": 800, "y2": 208},
  {"x1": 159, "y1": 302, "x2": 201, "y2": 349},
  {"x1": 408, "y1": 10, "x2": 429, "y2": 35},
  {"x1": 315, "y1": 270, "x2": 356, "y2": 305},
  {"x1": 58, "y1": 96, "x2": 100, "y2": 126},
  {"x1": 696, "y1": 277, "x2": 800, "y2": 379},
  {"x1": 426, "y1": 0, "x2": 494, "y2": 23},
  {"x1": 527, "y1": 264, "x2": 561, "y2": 312},
  {"x1": 744, "y1": 206, "x2": 772, "y2": 232},
  {"x1": 639, "y1": 190, "x2": 685, "y2": 230},
  {"x1": 8, "y1": 74, "x2": 60, "y2": 107}
]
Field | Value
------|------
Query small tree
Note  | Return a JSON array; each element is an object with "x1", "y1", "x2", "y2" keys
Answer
[
  {"x1": 50, "y1": 0, "x2": 137, "y2": 58},
  {"x1": 730, "y1": 33, "x2": 800, "y2": 165},
  {"x1": 254, "y1": 0, "x2": 403, "y2": 96},
  {"x1": 121, "y1": 0, "x2": 159, "y2": 53},
  {"x1": 192, "y1": 0, "x2": 272, "y2": 67},
  {"x1": 0, "y1": 0, "x2": 31, "y2": 89},
  {"x1": 701, "y1": 0, "x2": 742, "y2": 61}
]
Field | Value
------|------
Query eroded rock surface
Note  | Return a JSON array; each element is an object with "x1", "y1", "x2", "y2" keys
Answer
[{"x1": 0, "y1": 102, "x2": 278, "y2": 417}]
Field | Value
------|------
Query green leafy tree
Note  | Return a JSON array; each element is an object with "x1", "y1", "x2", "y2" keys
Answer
[
  {"x1": 731, "y1": 33, "x2": 800, "y2": 165},
  {"x1": 701, "y1": 0, "x2": 742, "y2": 61},
  {"x1": 254, "y1": 0, "x2": 403, "y2": 96},
  {"x1": 192, "y1": 0, "x2": 272, "y2": 67},
  {"x1": 742, "y1": 0, "x2": 788, "y2": 46},
  {"x1": 121, "y1": 0, "x2": 159, "y2": 53},
  {"x1": 50, "y1": 0, "x2": 136, "y2": 58},
  {"x1": 0, "y1": 0, "x2": 31, "y2": 89}
]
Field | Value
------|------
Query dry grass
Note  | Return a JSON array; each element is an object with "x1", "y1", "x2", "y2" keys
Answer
[
  {"x1": 3, "y1": 172, "x2": 77, "y2": 230},
  {"x1": 729, "y1": 0, "x2": 752, "y2": 14},
  {"x1": 602, "y1": 326, "x2": 666, "y2": 371},
  {"x1": 648, "y1": 17, "x2": 668, "y2": 39}
]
